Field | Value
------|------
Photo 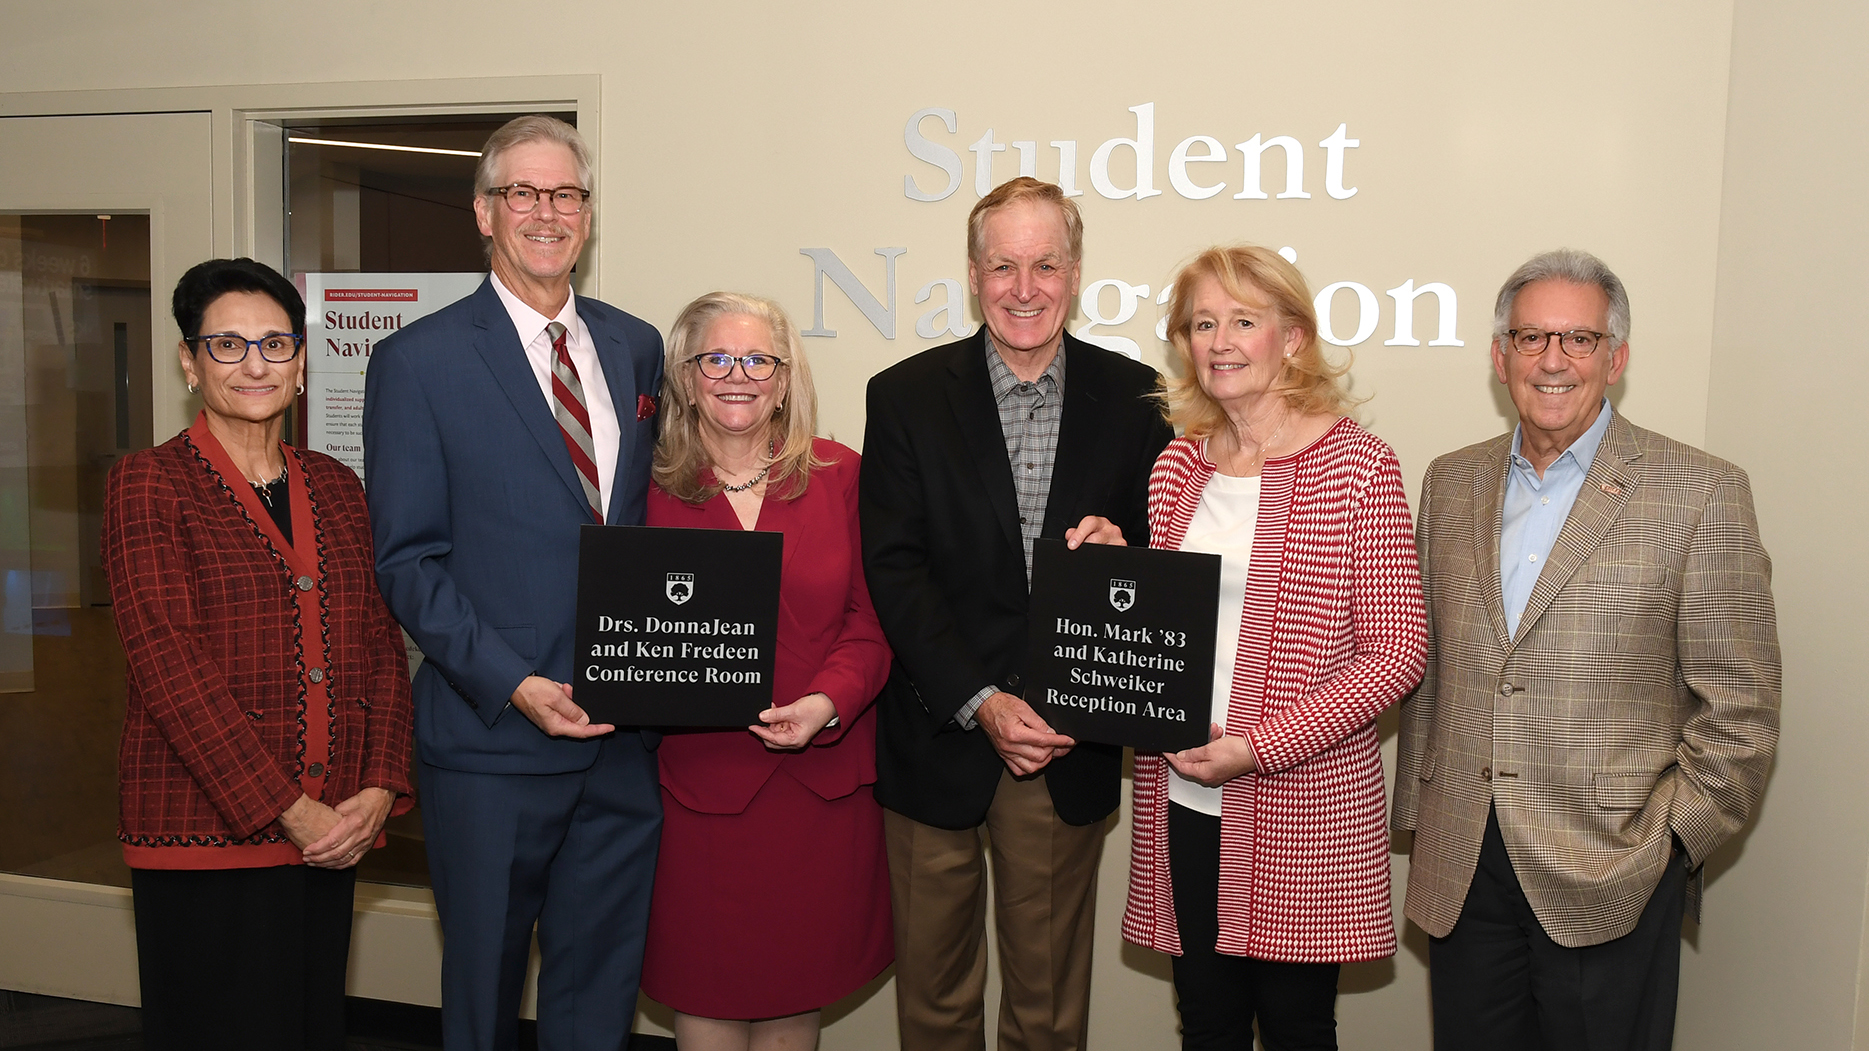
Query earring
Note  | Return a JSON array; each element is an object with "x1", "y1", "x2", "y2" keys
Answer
[
  {"x1": 296, "y1": 382, "x2": 305, "y2": 396},
  {"x1": 186, "y1": 382, "x2": 198, "y2": 394}
]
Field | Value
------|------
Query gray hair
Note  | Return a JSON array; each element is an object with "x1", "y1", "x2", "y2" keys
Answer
[
  {"x1": 1492, "y1": 248, "x2": 1630, "y2": 346},
  {"x1": 473, "y1": 115, "x2": 592, "y2": 197}
]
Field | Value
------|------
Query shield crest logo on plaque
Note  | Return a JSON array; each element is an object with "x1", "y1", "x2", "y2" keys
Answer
[
  {"x1": 665, "y1": 572, "x2": 695, "y2": 605},
  {"x1": 1109, "y1": 578, "x2": 1136, "y2": 612}
]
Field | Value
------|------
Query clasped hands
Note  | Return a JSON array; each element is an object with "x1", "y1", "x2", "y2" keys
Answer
[{"x1": 280, "y1": 786, "x2": 396, "y2": 869}]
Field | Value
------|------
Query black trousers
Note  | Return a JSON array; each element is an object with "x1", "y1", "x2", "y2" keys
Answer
[
  {"x1": 131, "y1": 864, "x2": 357, "y2": 1051},
  {"x1": 1429, "y1": 807, "x2": 1686, "y2": 1051},
  {"x1": 1168, "y1": 803, "x2": 1341, "y2": 1051}
]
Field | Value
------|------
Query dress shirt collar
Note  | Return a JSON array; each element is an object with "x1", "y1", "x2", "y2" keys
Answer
[
  {"x1": 984, "y1": 333, "x2": 1065, "y2": 402},
  {"x1": 1510, "y1": 398, "x2": 1613, "y2": 483},
  {"x1": 489, "y1": 271, "x2": 579, "y2": 347}
]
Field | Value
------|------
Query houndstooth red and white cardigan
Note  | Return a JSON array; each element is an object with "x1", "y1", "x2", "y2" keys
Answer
[{"x1": 1121, "y1": 419, "x2": 1426, "y2": 963}]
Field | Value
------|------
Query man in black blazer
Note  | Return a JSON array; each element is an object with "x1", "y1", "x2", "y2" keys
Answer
[{"x1": 861, "y1": 177, "x2": 1174, "y2": 1051}]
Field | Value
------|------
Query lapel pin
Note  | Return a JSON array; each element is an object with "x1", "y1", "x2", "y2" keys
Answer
[{"x1": 1599, "y1": 481, "x2": 1624, "y2": 496}]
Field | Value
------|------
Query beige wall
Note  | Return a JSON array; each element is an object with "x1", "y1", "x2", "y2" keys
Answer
[
  {"x1": 0, "y1": 0, "x2": 1861, "y2": 1046},
  {"x1": 1691, "y1": 0, "x2": 1869, "y2": 1047}
]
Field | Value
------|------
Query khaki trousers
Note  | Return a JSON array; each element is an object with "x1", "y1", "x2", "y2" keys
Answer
[{"x1": 884, "y1": 768, "x2": 1106, "y2": 1051}]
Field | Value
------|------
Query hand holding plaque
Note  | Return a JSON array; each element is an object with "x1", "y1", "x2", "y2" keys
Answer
[
  {"x1": 1024, "y1": 539, "x2": 1220, "y2": 752},
  {"x1": 573, "y1": 524, "x2": 782, "y2": 727}
]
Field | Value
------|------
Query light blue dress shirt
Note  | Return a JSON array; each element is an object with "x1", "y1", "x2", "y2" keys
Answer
[{"x1": 1501, "y1": 399, "x2": 1613, "y2": 638}]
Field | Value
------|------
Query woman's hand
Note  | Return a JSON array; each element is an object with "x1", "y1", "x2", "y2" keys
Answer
[
  {"x1": 279, "y1": 794, "x2": 341, "y2": 852},
  {"x1": 1164, "y1": 723, "x2": 1258, "y2": 788},
  {"x1": 301, "y1": 787, "x2": 396, "y2": 869},
  {"x1": 750, "y1": 693, "x2": 839, "y2": 751}
]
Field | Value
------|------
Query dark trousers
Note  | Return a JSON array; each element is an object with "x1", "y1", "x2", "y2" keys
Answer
[
  {"x1": 1429, "y1": 807, "x2": 1686, "y2": 1051},
  {"x1": 131, "y1": 864, "x2": 357, "y2": 1051},
  {"x1": 420, "y1": 732, "x2": 661, "y2": 1051},
  {"x1": 1168, "y1": 803, "x2": 1340, "y2": 1051}
]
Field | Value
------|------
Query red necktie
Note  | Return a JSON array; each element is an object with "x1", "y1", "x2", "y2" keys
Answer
[{"x1": 547, "y1": 321, "x2": 603, "y2": 523}]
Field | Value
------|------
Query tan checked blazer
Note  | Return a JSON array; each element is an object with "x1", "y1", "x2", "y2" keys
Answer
[{"x1": 1393, "y1": 412, "x2": 1780, "y2": 948}]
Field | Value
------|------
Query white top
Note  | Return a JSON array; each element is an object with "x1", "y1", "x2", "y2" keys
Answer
[
  {"x1": 1168, "y1": 471, "x2": 1261, "y2": 816},
  {"x1": 489, "y1": 272, "x2": 620, "y2": 517}
]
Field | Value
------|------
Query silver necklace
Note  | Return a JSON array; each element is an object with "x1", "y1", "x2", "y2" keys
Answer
[
  {"x1": 249, "y1": 462, "x2": 287, "y2": 506},
  {"x1": 719, "y1": 441, "x2": 775, "y2": 494}
]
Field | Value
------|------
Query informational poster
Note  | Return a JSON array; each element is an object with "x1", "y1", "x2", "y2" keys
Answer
[
  {"x1": 574, "y1": 525, "x2": 782, "y2": 728},
  {"x1": 1025, "y1": 539, "x2": 1220, "y2": 752},
  {"x1": 300, "y1": 272, "x2": 483, "y2": 480}
]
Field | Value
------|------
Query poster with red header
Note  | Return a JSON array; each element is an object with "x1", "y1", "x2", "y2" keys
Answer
[{"x1": 300, "y1": 272, "x2": 483, "y2": 481}]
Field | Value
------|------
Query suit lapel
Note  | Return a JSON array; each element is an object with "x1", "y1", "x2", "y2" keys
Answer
[
  {"x1": 1472, "y1": 438, "x2": 1513, "y2": 650},
  {"x1": 469, "y1": 281, "x2": 587, "y2": 510},
  {"x1": 582, "y1": 297, "x2": 640, "y2": 526},
  {"x1": 944, "y1": 337, "x2": 1023, "y2": 554},
  {"x1": 1041, "y1": 337, "x2": 1099, "y2": 538},
  {"x1": 1511, "y1": 413, "x2": 1640, "y2": 646}
]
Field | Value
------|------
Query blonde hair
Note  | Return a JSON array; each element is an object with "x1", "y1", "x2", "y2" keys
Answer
[
  {"x1": 967, "y1": 177, "x2": 1083, "y2": 265},
  {"x1": 653, "y1": 292, "x2": 826, "y2": 503},
  {"x1": 1160, "y1": 245, "x2": 1356, "y2": 437}
]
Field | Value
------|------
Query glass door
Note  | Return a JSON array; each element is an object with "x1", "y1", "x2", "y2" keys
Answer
[{"x1": 0, "y1": 113, "x2": 214, "y2": 1006}]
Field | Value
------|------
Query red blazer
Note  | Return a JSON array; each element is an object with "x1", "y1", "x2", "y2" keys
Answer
[
  {"x1": 1122, "y1": 421, "x2": 1426, "y2": 963},
  {"x1": 647, "y1": 439, "x2": 891, "y2": 814},
  {"x1": 104, "y1": 415, "x2": 414, "y2": 869}
]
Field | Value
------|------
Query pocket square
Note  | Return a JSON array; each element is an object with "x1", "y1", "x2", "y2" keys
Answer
[{"x1": 637, "y1": 394, "x2": 658, "y2": 421}]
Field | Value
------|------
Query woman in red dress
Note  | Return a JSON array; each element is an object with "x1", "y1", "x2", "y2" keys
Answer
[
  {"x1": 105, "y1": 258, "x2": 414, "y2": 1051},
  {"x1": 640, "y1": 291, "x2": 892, "y2": 1050}
]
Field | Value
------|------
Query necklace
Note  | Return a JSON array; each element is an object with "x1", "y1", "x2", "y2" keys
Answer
[
  {"x1": 1238, "y1": 407, "x2": 1289, "y2": 473},
  {"x1": 249, "y1": 462, "x2": 287, "y2": 506},
  {"x1": 720, "y1": 464, "x2": 770, "y2": 494},
  {"x1": 718, "y1": 441, "x2": 776, "y2": 494}
]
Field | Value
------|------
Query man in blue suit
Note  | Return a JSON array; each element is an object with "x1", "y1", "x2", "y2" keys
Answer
[{"x1": 364, "y1": 115, "x2": 664, "y2": 1051}]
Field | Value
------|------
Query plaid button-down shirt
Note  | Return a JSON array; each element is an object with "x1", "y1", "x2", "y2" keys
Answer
[
  {"x1": 986, "y1": 336, "x2": 1066, "y2": 583},
  {"x1": 956, "y1": 337, "x2": 1066, "y2": 728}
]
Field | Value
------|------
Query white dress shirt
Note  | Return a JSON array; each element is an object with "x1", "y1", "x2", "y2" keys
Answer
[{"x1": 489, "y1": 272, "x2": 621, "y2": 518}]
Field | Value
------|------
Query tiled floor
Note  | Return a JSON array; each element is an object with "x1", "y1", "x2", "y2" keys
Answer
[{"x1": 0, "y1": 990, "x2": 677, "y2": 1050}]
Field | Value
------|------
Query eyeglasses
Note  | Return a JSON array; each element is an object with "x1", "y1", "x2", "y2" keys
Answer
[
  {"x1": 689, "y1": 353, "x2": 785, "y2": 381},
  {"x1": 187, "y1": 332, "x2": 304, "y2": 364},
  {"x1": 1504, "y1": 328, "x2": 1610, "y2": 359},
  {"x1": 485, "y1": 183, "x2": 591, "y2": 215}
]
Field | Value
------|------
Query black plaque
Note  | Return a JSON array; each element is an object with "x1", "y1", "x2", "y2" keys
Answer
[
  {"x1": 574, "y1": 524, "x2": 781, "y2": 727},
  {"x1": 1025, "y1": 539, "x2": 1219, "y2": 752}
]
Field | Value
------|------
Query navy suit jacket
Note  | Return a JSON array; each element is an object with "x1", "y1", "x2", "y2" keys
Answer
[{"x1": 364, "y1": 278, "x2": 664, "y2": 776}]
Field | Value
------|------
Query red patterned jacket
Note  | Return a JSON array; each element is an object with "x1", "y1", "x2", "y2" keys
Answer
[
  {"x1": 104, "y1": 415, "x2": 414, "y2": 869},
  {"x1": 1122, "y1": 420, "x2": 1426, "y2": 962}
]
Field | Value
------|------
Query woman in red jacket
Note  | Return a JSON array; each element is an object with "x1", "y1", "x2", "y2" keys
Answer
[
  {"x1": 639, "y1": 291, "x2": 893, "y2": 1051},
  {"x1": 104, "y1": 258, "x2": 414, "y2": 1051},
  {"x1": 1121, "y1": 246, "x2": 1427, "y2": 1051}
]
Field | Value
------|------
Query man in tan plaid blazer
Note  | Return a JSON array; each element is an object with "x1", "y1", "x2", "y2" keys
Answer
[{"x1": 1394, "y1": 249, "x2": 1780, "y2": 1051}]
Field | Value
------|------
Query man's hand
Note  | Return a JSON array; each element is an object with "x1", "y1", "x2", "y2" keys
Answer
[
  {"x1": 1065, "y1": 515, "x2": 1126, "y2": 549},
  {"x1": 751, "y1": 693, "x2": 839, "y2": 751},
  {"x1": 1165, "y1": 723, "x2": 1257, "y2": 788},
  {"x1": 302, "y1": 787, "x2": 396, "y2": 869},
  {"x1": 978, "y1": 691, "x2": 1076, "y2": 776},
  {"x1": 511, "y1": 675, "x2": 614, "y2": 738}
]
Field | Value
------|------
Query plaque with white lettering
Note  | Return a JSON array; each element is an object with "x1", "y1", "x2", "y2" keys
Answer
[
  {"x1": 574, "y1": 524, "x2": 781, "y2": 727},
  {"x1": 1025, "y1": 539, "x2": 1219, "y2": 752}
]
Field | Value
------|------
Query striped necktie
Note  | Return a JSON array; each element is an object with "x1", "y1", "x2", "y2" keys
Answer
[{"x1": 546, "y1": 320, "x2": 603, "y2": 523}]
